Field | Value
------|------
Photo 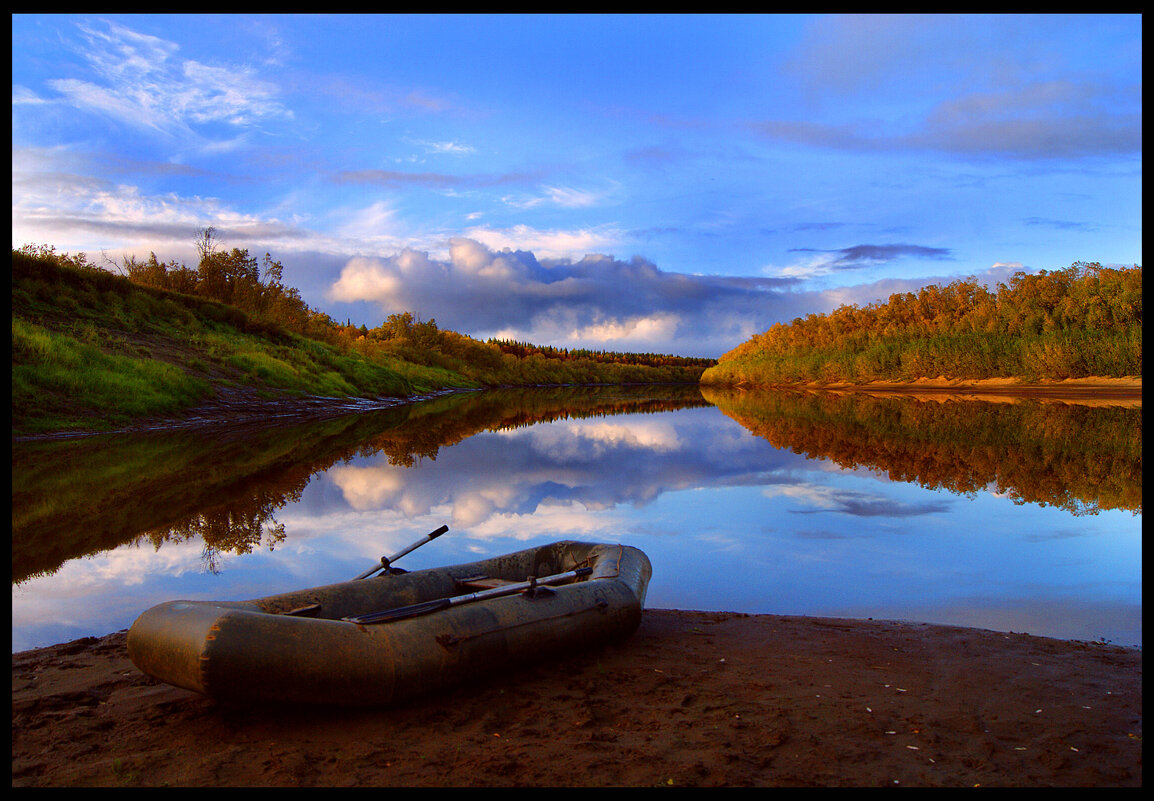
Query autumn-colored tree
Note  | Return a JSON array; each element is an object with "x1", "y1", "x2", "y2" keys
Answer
[{"x1": 703, "y1": 262, "x2": 1141, "y2": 386}]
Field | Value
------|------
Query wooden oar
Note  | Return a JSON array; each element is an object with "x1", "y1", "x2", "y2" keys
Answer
[
  {"x1": 343, "y1": 566, "x2": 593, "y2": 625},
  {"x1": 354, "y1": 525, "x2": 449, "y2": 580}
]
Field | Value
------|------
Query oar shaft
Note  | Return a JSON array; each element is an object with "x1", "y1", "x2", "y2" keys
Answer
[
  {"x1": 386, "y1": 524, "x2": 448, "y2": 564},
  {"x1": 344, "y1": 566, "x2": 593, "y2": 625},
  {"x1": 354, "y1": 525, "x2": 449, "y2": 580},
  {"x1": 446, "y1": 567, "x2": 593, "y2": 606}
]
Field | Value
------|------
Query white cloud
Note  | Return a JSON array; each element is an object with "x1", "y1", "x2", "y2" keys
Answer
[
  {"x1": 767, "y1": 252, "x2": 842, "y2": 281},
  {"x1": 323, "y1": 236, "x2": 809, "y2": 356},
  {"x1": 47, "y1": 19, "x2": 290, "y2": 147},
  {"x1": 505, "y1": 308, "x2": 681, "y2": 348},
  {"x1": 334, "y1": 200, "x2": 402, "y2": 244},
  {"x1": 11, "y1": 146, "x2": 266, "y2": 251},
  {"x1": 500, "y1": 182, "x2": 617, "y2": 213},
  {"x1": 463, "y1": 504, "x2": 623, "y2": 543},
  {"x1": 503, "y1": 185, "x2": 607, "y2": 211},
  {"x1": 418, "y1": 140, "x2": 476, "y2": 155},
  {"x1": 461, "y1": 224, "x2": 622, "y2": 260},
  {"x1": 12, "y1": 85, "x2": 51, "y2": 106},
  {"x1": 12, "y1": 146, "x2": 382, "y2": 257},
  {"x1": 327, "y1": 465, "x2": 406, "y2": 511},
  {"x1": 572, "y1": 420, "x2": 681, "y2": 452},
  {"x1": 327, "y1": 257, "x2": 404, "y2": 305},
  {"x1": 543, "y1": 185, "x2": 602, "y2": 208},
  {"x1": 571, "y1": 313, "x2": 679, "y2": 344}
]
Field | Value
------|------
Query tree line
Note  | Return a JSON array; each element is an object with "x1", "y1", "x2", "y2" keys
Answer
[
  {"x1": 344, "y1": 311, "x2": 708, "y2": 386},
  {"x1": 15, "y1": 230, "x2": 712, "y2": 388},
  {"x1": 109, "y1": 228, "x2": 341, "y2": 345},
  {"x1": 701, "y1": 262, "x2": 1142, "y2": 385},
  {"x1": 486, "y1": 339, "x2": 716, "y2": 369}
]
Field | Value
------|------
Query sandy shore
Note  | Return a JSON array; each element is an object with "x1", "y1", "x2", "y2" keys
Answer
[
  {"x1": 801, "y1": 376, "x2": 1142, "y2": 406},
  {"x1": 801, "y1": 376, "x2": 1142, "y2": 391},
  {"x1": 12, "y1": 610, "x2": 1141, "y2": 787}
]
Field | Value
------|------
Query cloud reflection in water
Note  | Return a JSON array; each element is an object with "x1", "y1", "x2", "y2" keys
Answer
[{"x1": 11, "y1": 390, "x2": 1142, "y2": 651}]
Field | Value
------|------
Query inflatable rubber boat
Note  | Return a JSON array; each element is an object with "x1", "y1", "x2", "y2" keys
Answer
[{"x1": 127, "y1": 538, "x2": 651, "y2": 706}]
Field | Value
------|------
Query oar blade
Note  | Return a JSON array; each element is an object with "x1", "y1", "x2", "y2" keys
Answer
[{"x1": 344, "y1": 597, "x2": 450, "y2": 625}]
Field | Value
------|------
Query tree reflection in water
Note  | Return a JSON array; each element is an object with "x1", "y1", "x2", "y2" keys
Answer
[
  {"x1": 12, "y1": 386, "x2": 710, "y2": 583},
  {"x1": 700, "y1": 386, "x2": 1141, "y2": 517},
  {"x1": 15, "y1": 384, "x2": 1139, "y2": 585},
  {"x1": 12, "y1": 384, "x2": 1141, "y2": 651}
]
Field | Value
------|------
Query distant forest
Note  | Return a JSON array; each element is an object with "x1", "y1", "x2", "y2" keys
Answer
[
  {"x1": 701, "y1": 262, "x2": 1141, "y2": 386},
  {"x1": 486, "y1": 339, "x2": 715, "y2": 370}
]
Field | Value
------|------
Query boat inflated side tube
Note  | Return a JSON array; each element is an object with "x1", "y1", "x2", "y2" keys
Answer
[{"x1": 127, "y1": 541, "x2": 652, "y2": 706}]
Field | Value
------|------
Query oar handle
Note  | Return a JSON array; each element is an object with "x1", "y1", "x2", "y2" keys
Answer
[
  {"x1": 355, "y1": 525, "x2": 449, "y2": 580},
  {"x1": 344, "y1": 567, "x2": 593, "y2": 625},
  {"x1": 386, "y1": 524, "x2": 448, "y2": 565}
]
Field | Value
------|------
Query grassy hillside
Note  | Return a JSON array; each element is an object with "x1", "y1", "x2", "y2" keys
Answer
[
  {"x1": 12, "y1": 246, "x2": 711, "y2": 436},
  {"x1": 701, "y1": 262, "x2": 1141, "y2": 387},
  {"x1": 12, "y1": 248, "x2": 426, "y2": 435}
]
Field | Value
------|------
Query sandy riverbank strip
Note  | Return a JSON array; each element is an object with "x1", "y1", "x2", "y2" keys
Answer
[
  {"x1": 792, "y1": 376, "x2": 1141, "y2": 406},
  {"x1": 12, "y1": 610, "x2": 1141, "y2": 787}
]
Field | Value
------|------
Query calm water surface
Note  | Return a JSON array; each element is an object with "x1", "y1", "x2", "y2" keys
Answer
[{"x1": 12, "y1": 385, "x2": 1142, "y2": 652}]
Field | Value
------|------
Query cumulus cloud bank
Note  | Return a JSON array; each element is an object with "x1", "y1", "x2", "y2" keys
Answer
[{"x1": 327, "y1": 238, "x2": 805, "y2": 357}]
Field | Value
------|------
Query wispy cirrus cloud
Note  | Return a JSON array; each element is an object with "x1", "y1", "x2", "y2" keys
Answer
[
  {"x1": 752, "y1": 100, "x2": 1141, "y2": 161},
  {"x1": 1022, "y1": 217, "x2": 1097, "y2": 232},
  {"x1": 409, "y1": 139, "x2": 476, "y2": 156},
  {"x1": 331, "y1": 167, "x2": 540, "y2": 190},
  {"x1": 38, "y1": 19, "x2": 290, "y2": 148},
  {"x1": 763, "y1": 14, "x2": 1141, "y2": 161},
  {"x1": 501, "y1": 183, "x2": 617, "y2": 211},
  {"x1": 11, "y1": 145, "x2": 313, "y2": 255}
]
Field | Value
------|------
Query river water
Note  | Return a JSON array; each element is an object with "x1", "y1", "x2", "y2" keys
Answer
[{"x1": 12, "y1": 385, "x2": 1142, "y2": 652}]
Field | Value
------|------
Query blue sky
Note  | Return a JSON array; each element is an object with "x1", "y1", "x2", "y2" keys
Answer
[{"x1": 11, "y1": 14, "x2": 1142, "y2": 357}]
